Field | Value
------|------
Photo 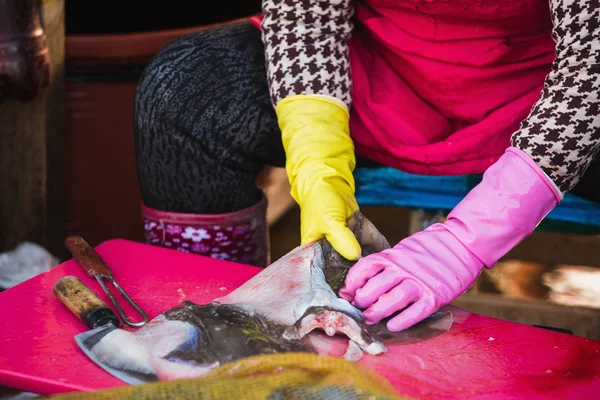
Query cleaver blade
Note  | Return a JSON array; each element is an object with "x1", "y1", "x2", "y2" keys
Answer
[{"x1": 54, "y1": 276, "x2": 157, "y2": 385}]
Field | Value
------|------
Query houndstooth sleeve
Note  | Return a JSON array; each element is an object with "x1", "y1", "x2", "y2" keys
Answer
[
  {"x1": 511, "y1": 0, "x2": 600, "y2": 194},
  {"x1": 261, "y1": 0, "x2": 355, "y2": 108}
]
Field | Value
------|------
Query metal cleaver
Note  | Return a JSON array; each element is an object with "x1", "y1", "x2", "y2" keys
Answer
[{"x1": 53, "y1": 276, "x2": 157, "y2": 385}]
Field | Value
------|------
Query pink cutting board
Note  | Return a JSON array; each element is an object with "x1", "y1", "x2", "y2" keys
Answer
[{"x1": 0, "y1": 239, "x2": 599, "y2": 399}]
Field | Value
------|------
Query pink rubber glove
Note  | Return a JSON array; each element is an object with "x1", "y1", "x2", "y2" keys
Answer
[{"x1": 339, "y1": 147, "x2": 561, "y2": 332}]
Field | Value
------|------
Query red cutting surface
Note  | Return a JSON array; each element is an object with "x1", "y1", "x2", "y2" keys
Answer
[{"x1": 0, "y1": 239, "x2": 598, "y2": 399}]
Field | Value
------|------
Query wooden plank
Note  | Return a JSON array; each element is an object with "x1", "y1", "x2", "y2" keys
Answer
[
  {"x1": 0, "y1": 0, "x2": 65, "y2": 254},
  {"x1": 0, "y1": 93, "x2": 48, "y2": 251},
  {"x1": 43, "y1": 0, "x2": 66, "y2": 258},
  {"x1": 256, "y1": 166, "x2": 295, "y2": 227},
  {"x1": 405, "y1": 209, "x2": 600, "y2": 267},
  {"x1": 503, "y1": 230, "x2": 600, "y2": 267}
]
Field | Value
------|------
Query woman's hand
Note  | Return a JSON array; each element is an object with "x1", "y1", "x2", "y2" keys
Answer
[
  {"x1": 340, "y1": 147, "x2": 561, "y2": 331},
  {"x1": 277, "y1": 94, "x2": 362, "y2": 261}
]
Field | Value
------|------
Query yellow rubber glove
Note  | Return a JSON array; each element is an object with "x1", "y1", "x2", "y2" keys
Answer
[{"x1": 276, "y1": 94, "x2": 362, "y2": 261}]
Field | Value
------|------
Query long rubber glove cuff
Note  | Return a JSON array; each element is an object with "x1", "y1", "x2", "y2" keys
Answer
[
  {"x1": 276, "y1": 94, "x2": 361, "y2": 260},
  {"x1": 443, "y1": 147, "x2": 562, "y2": 268},
  {"x1": 340, "y1": 147, "x2": 562, "y2": 331}
]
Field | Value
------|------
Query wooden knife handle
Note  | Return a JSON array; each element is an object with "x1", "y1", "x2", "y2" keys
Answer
[
  {"x1": 54, "y1": 276, "x2": 120, "y2": 329},
  {"x1": 64, "y1": 236, "x2": 112, "y2": 278}
]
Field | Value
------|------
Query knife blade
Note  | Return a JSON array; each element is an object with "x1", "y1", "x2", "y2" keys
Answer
[{"x1": 53, "y1": 276, "x2": 156, "y2": 385}]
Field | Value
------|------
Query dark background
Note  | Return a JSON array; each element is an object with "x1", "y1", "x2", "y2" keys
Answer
[{"x1": 64, "y1": 0, "x2": 262, "y2": 34}]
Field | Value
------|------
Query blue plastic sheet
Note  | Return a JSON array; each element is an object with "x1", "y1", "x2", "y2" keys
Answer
[{"x1": 354, "y1": 167, "x2": 600, "y2": 229}]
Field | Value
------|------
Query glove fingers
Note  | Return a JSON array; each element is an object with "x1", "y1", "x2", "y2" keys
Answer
[
  {"x1": 362, "y1": 281, "x2": 420, "y2": 325},
  {"x1": 325, "y1": 223, "x2": 362, "y2": 261},
  {"x1": 386, "y1": 297, "x2": 435, "y2": 332},
  {"x1": 339, "y1": 258, "x2": 386, "y2": 302},
  {"x1": 351, "y1": 269, "x2": 405, "y2": 309}
]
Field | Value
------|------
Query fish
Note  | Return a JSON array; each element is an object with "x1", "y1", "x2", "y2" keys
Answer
[{"x1": 82, "y1": 211, "x2": 452, "y2": 383}]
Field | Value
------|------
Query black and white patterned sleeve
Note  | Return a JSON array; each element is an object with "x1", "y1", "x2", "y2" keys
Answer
[
  {"x1": 511, "y1": 0, "x2": 600, "y2": 194},
  {"x1": 261, "y1": 0, "x2": 355, "y2": 108}
]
